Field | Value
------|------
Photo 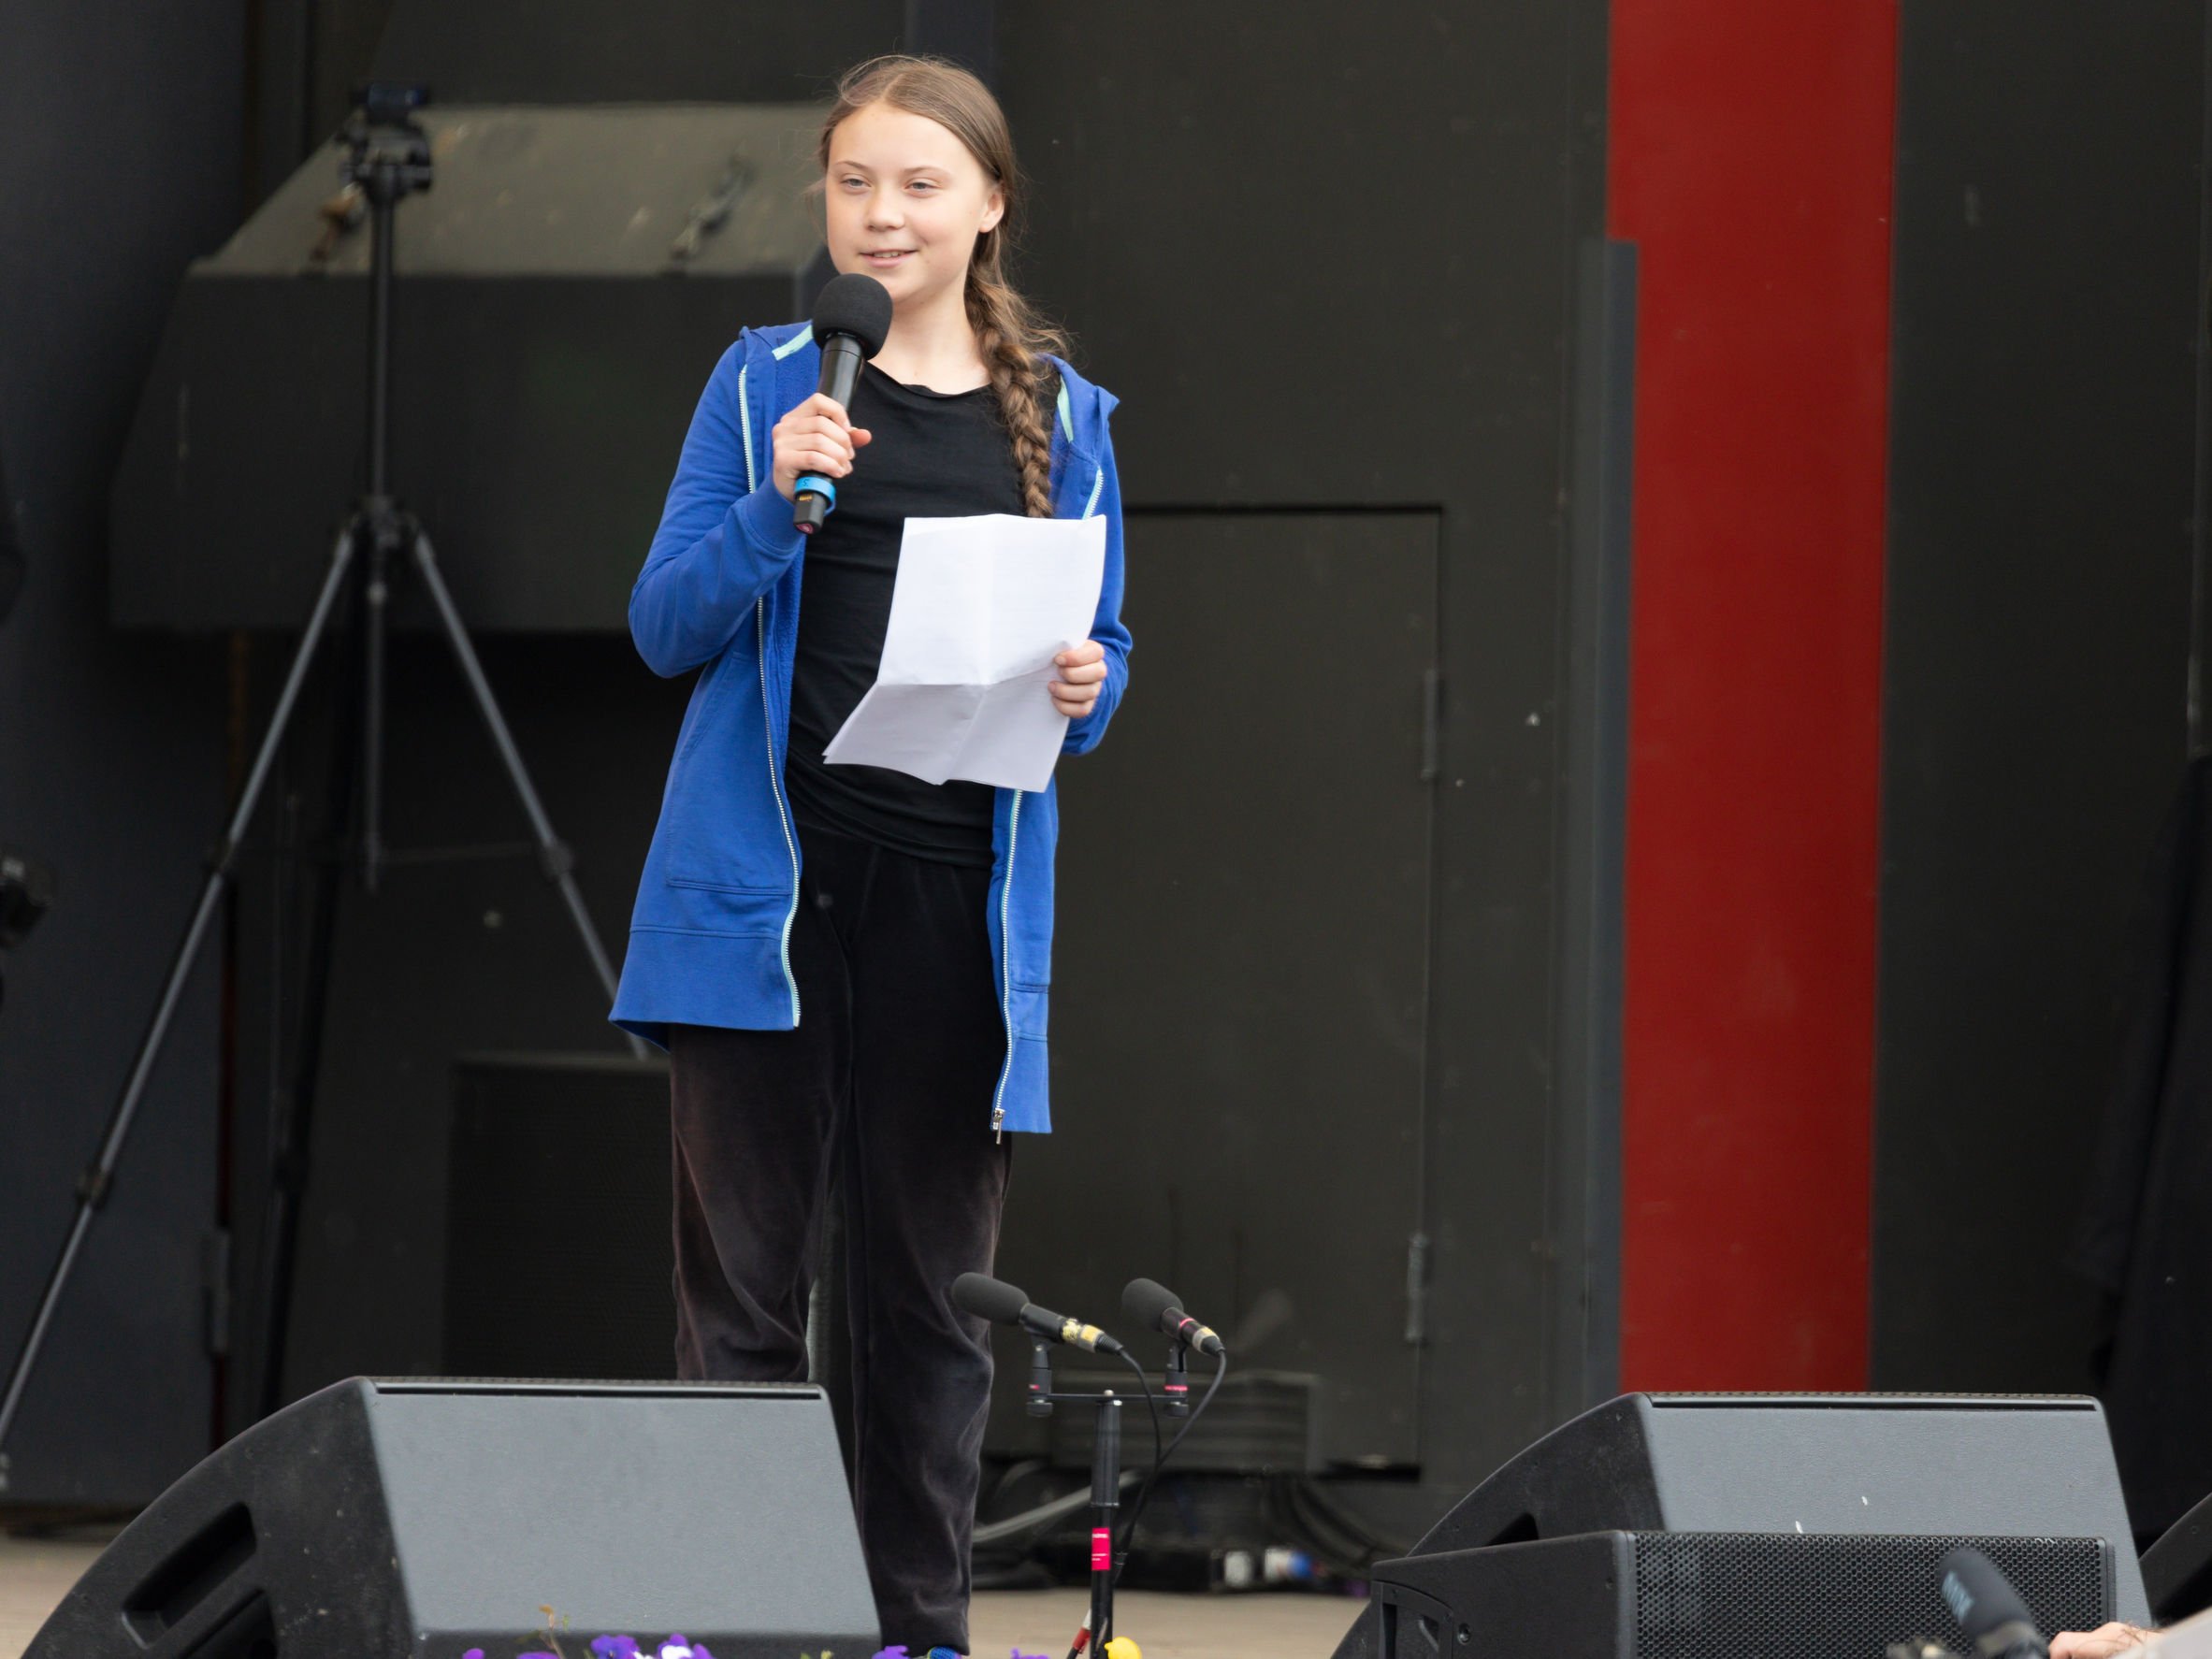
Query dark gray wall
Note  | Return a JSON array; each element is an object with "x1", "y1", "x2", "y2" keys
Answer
[
  {"x1": 1874, "y1": 3, "x2": 2210, "y2": 1390},
  {"x1": 0, "y1": 0, "x2": 244, "y2": 1499},
  {"x1": 244, "y1": 3, "x2": 1620, "y2": 1514},
  {"x1": 12, "y1": 2, "x2": 1618, "y2": 1520},
  {"x1": 992, "y1": 4, "x2": 1615, "y2": 1496},
  {"x1": 229, "y1": 638, "x2": 684, "y2": 1404}
]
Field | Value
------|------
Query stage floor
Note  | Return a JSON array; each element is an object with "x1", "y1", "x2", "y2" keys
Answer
[{"x1": 0, "y1": 1532, "x2": 1367, "y2": 1659}]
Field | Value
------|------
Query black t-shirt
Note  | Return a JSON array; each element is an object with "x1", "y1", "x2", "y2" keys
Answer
[{"x1": 783, "y1": 360, "x2": 1030, "y2": 867}]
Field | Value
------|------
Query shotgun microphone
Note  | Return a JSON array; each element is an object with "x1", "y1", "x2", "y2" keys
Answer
[
  {"x1": 950, "y1": 1273, "x2": 1126, "y2": 1355},
  {"x1": 1121, "y1": 1277, "x2": 1225, "y2": 1357},
  {"x1": 793, "y1": 272, "x2": 893, "y2": 535}
]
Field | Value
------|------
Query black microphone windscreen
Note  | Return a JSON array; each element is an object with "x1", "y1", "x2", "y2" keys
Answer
[
  {"x1": 1122, "y1": 1277, "x2": 1182, "y2": 1331},
  {"x1": 951, "y1": 1272, "x2": 1029, "y2": 1326},
  {"x1": 811, "y1": 272, "x2": 894, "y2": 358},
  {"x1": 1941, "y1": 1548, "x2": 2036, "y2": 1643}
]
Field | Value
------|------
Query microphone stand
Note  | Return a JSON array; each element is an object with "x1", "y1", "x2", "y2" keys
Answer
[{"x1": 1027, "y1": 1343, "x2": 1128, "y2": 1659}]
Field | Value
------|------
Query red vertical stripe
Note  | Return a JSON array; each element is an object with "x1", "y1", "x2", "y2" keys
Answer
[{"x1": 1612, "y1": 4, "x2": 1896, "y2": 1388}]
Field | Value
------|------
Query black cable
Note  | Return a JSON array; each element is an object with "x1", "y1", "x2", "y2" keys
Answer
[
  {"x1": 973, "y1": 1468, "x2": 1141, "y2": 1549},
  {"x1": 1115, "y1": 1344, "x2": 1165, "y2": 1512},
  {"x1": 986, "y1": 1456, "x2": 1051, "y2": 1509},
  {"x1": 1265, "y1": 1477, "x2": 1359, "y2": 1580},
  {"x1": 1111, "y1": 1348, "x2": 1228, "y2": 1588},
  {"x1": 1294, "y1": 1478, "x2": 1413, "y2": 1560},
  {"x1": 1282, "y1": 1476, "x2": 1390, "y2": 1577}
]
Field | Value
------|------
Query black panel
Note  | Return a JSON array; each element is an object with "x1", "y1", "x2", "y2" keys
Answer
[
  {"x1": 1554, "y1": 238, "x2": 1639, "y2": 1408},
  {"x1": 442, "y1": 1053, "x2": 673, "y2": 1379},
  {"x1": 1875, "y1": 2, "x2": 2210, "y2": 1391},
  {"x1": 222, "y1": 636, "x2": 687, "y2": 1407},
  {"x1": 0, "y1": 0, "x2": 240, "y2": 1505},
  {"x1": 113, "y1": 274, "x2": 796, "y2": 632},
  {"x1": 990, "y1": 510, "x2": 1439, "y2": 1470},
  {"x1": 0, "y1": 435, "x2": 22, "y2": 624},
  {"x1": 371, "y1": 0, "x2": 904, "y2": 104}
]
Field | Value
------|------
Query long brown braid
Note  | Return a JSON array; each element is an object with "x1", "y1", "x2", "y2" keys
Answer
[{"x1": 811, "y1": 55, "x2": 1074, "y2": 518}]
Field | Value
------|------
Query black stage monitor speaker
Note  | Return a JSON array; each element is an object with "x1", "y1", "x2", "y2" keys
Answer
[
  {"x1": 28, "y1": 1377, "x2": 878, "y2": 1658},
  {"x1": 1371, "y1": 1530, "x2": 2112, "y2": 1659},
  {"x1": 1336, "y1": 1392, "x2": 2147, "y2": 1659},
  {"x1": 2143, "y1": 1486, "x2": 2212, "y2": 1623}
]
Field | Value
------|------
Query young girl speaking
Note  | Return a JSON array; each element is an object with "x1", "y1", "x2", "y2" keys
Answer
[{"x1": 611, "y1": 54, "x2": 1131, "y2": 1659}]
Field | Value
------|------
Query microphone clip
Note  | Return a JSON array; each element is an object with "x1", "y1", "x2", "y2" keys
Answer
[
  {"x1": 1026, "y1": 1338, "x2": 1055, "y2": 1419},
  {"x1": 1164, "y1": 1336, "x2": 1192, "y2": 1419}
]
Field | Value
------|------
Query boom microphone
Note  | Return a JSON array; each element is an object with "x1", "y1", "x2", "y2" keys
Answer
[
  {"x1": 1940, "y1": 1547, "x2": 2049, "y2": 1659},
  {"x1": 1121, "y1": 1277, "x2": 1225, "y2": 1357},
  {"x1": 794, "y1": 272, "x2": 893, "y2": 535},
  {"x1": 950, "y1": 1272, "x2": 1125, "y2": 1355}
]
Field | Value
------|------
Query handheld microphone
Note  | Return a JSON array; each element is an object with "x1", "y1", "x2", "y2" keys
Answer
[
  {"x1": 951, "y1": 1272, "x2": 1126, "y2": 1355},
  {"x1": 1121, "y1": 1277, "x2": 1226, "y2": 1358},
  {"x1": 1940, "y1": 1548, "x2": 2049, "y2": 1659},
  {"x1": 794, "y1": 272, "x2": 893, "y2": 535}
]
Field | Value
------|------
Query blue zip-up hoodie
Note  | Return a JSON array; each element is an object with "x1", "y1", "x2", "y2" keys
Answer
[{"x1": 610, "y1": 320, "x2": 1129, "y2": 1135}]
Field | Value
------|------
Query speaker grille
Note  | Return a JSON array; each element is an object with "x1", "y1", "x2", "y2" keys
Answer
[{"x1": 1632, "y1": 1533, "x2": 2112, "y2": 1659}]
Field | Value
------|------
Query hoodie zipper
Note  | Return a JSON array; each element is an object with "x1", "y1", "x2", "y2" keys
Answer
[
  {"x1": 741, "y1": 355, "x2": 803, "y2": 1027},
  {"x1": 760, "y1": 596, "x2": 802, "y2": 1026},
  {"x1": 992, "y1": 456, "x2": 1108, "y2": 1139},
  {"x1": 990, "y1": 791, "x2": 1023, "y2": 1139}
]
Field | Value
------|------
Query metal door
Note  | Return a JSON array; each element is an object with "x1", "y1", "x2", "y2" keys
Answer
[{"x1": 989, "y1": 509, "x2": 1439, "y2": 1471}]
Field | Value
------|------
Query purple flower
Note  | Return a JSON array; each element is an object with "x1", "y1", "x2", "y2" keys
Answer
[{"x1": 590, "y1": 1641, "x2": 643, "y2": 1658}]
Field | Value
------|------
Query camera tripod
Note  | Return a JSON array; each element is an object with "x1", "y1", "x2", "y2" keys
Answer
[{"x1": 0, "y1": 85, "x2": 643, "y2": 1479}]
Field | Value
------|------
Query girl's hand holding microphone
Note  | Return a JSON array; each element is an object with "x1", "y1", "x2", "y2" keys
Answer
[{"x1": 772, "y1": 393, "x2": 872, "y2": 503}]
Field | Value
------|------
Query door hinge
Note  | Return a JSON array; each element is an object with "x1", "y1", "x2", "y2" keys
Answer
[
  {"x1": 1404, "y1": 1229, "x2": 1431, "y2": 1346},
  {"x1": 202, "y1": 1228, "x2": 233, "y2": 1359},
  {"x1": 1420, "y1": 670, "x2": 1444, "y2": 783}
]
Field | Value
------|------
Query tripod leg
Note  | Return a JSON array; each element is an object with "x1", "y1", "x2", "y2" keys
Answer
[
  {"x1": 406, "y1": 528, "x2": 648, "y2": 1060},
  {"x1": 0, "y1": 527, "x2": 360, "y2": 1471},
  {"x1": 254, "y1": 599, "x2": 368, "y2": 1419},
  {"x1": 361, "y1": 524, "x2": 390, "y2": 894}
]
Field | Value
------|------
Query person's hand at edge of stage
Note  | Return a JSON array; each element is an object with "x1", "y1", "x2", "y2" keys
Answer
[{"x1": 2052, "y1": 1622, "x2": 2157, "y2": 1659}]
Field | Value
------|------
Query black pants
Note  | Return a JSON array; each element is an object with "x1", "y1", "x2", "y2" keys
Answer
[{"x1": 668, "y1": 825, "x2": 1014, "y2": 1655}]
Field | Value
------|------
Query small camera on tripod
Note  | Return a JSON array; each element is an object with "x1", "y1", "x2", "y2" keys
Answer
[
  {"x1": 355, "y1": 80, "x2": 429, "y2": 129},
  {"x1": 341, "y1": 80, "x2": 435, "y2": 202}
]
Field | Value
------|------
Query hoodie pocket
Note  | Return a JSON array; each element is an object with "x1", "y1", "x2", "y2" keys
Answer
[
  {"x1": 1006, "y1": 981, "x2": 1050, "y2": 1040},
  {"x1": 663, "y1": 647, "x2": 791, "y2": 894}
]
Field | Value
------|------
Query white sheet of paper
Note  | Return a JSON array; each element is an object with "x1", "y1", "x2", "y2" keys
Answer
[{"x1": 821, "y1": 512, "x2": 1107, "y2": 792}]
